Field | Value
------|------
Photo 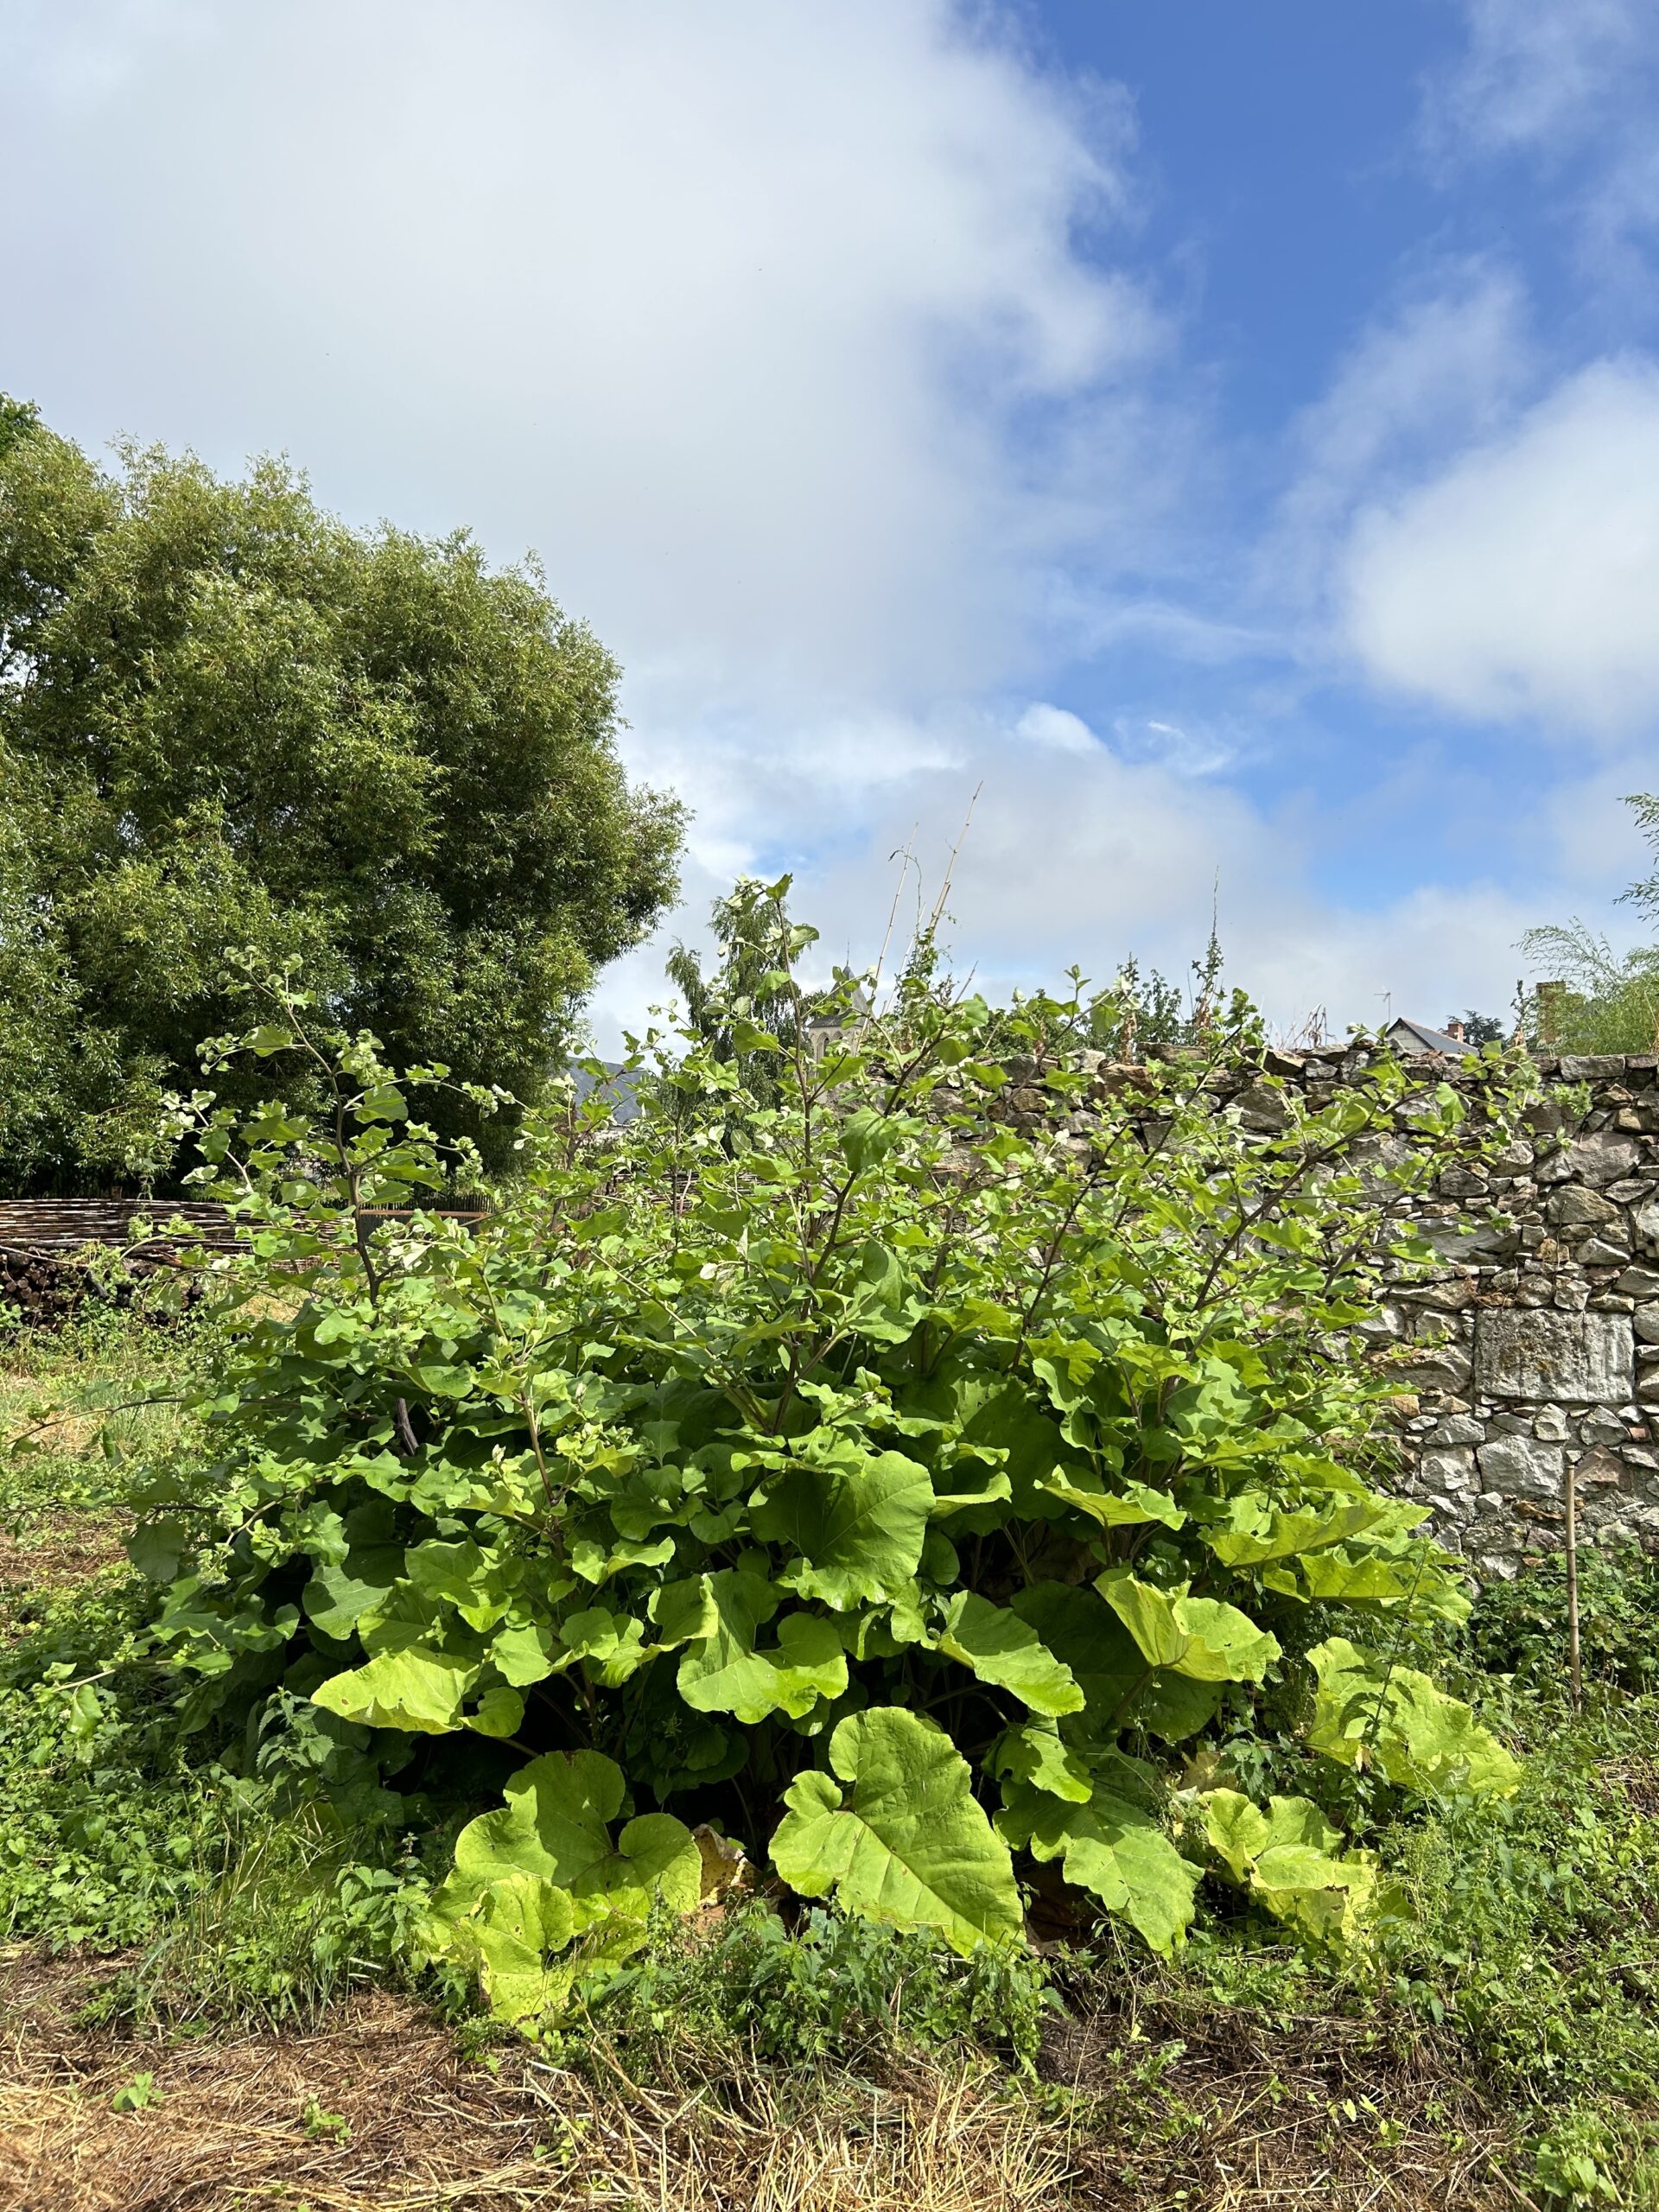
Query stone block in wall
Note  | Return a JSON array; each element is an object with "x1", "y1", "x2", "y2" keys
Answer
[
  {"x1": 1580, "y1": 1237, "x2": 1633, "y2": 1266},
  {"x1": 1581, "y1": 1409, "x2": 1632, "y2": 1445},
  {"x1": 1227, "y1": 1082, "x2": 1291, "y2": 1131},
  {"x1": 1575, "y1": 1446, "x2": 1627, "y2": 1493},
  {"x1": 1397, "y1": 1343, "x2": 1473, "y2": 1393},
  {"x1": 1545, "y1": 1185, "x2": 1621, "y2": 1227},
  {"x1": 1473, "y1": 1308, "x2": 1634, "y2": 1402},
  {"x1": 1421, "y1": 1218, "x2": 1512, "y2": 1260},
  {"x1": 1420, "y1": 1446, "x2": 1477, "y2": 1495},
  {"x1": 1478, "y1": 1433, "x2": 1564, "y2": 1501},
  {"x1": 1569, "y1": 1132, "x2": 1643, "y2": 1184}
]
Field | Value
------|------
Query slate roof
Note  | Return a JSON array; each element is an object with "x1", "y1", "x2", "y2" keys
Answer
[{"x1": 1385, "y1": 1017, "x2": 1478, "y2": 1056}]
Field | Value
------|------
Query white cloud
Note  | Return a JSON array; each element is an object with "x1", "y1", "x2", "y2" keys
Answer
[
  {"x1": 1425, "y1": 3, "x2": 1659, "y2": 286},
  {"x1": 3, "y1": 0, "x2": 1163, "y2": 707},
  {"x1": 1340, "y1": 358, "x2": 1659, "y2": 731},
  {"x1": 1426, "y1": 0, "x2": 1646, "y2": 161},
  {"x1": 1269, "y1": 266, "x2": 1533, "y2": 606},
  {"x1": 1014, "y1": 703, "x2": 1096, "y2": 754}
]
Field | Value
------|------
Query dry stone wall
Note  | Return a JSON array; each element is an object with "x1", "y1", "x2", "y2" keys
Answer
[
  {"x1": 1350, "y1": 1049, "x2": 1659, "y2": 1580},
  {"x1": 1033, "y1": 1046, "x2": 1659, "y2": 1581}
]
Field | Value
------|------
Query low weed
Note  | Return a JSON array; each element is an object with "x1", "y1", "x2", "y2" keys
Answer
[
  {"x1": 78, "y1": 1804, "x2": 435, "y2": 2031},
  {"x1": 557, "y1": 1895, "x2": 1058, "y2": 2075},
  {"x1": 0, "y1": 1579, "x2": 215, "y2": 1949}
]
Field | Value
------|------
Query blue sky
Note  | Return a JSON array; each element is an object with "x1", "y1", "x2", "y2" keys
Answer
[{"x1": 4, "y1": 0, "x2": 1658, "y2": 1039}]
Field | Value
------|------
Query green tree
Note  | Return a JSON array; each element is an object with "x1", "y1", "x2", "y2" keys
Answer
[
  {"x1": 0, "y1": 399, "x2": 683, "y2": 1185},
  {"x1": 1520, "y1": 798, "x2": 1659, "y2": 1054},
  {"x1": 1447, "y1": 1012, "x2": 1510, "y2": 1047}
]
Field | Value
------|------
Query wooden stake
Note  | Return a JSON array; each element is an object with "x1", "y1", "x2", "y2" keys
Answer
[{"x1": 1565, "y1": 1452, "x2": 1582, "y2": 1713}]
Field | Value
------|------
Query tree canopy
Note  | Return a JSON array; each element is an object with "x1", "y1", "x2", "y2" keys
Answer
[{"x1": 0, "y1": 403, "x2": 683, "y2": 1184}]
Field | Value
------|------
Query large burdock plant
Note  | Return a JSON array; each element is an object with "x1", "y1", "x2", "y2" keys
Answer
[{"x1": 140, "y1": 890, "x2": 1525, "y2": 2022}]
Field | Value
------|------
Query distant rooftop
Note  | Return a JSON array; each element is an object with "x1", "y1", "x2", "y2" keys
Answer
[{"x1": 1383, "y1": 1017, "x2": 1478, "y2": 1056}]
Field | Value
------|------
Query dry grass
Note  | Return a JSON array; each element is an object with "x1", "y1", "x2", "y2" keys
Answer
[
  {"x1": 0, "y1": 1521, "x2": 126, "y2": 1640},
  {"x1": 0, "y1": 1955, "x2": 1072, "y2": 2212},
  {"x1": 0, "y1": 1951, "x2": 1539, "y2": 2212},
  {"x1": 1048, "y1": 1989, "x2": 1525, "y2": 2211}
]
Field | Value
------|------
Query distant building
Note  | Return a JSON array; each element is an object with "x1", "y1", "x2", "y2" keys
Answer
[{"x1": 1382, "y1": 1016, "x2": 1477, "y2": 1056}]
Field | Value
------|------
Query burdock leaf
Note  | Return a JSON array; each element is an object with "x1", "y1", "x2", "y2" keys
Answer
[
  {"x1": 1097, "y1": 1573, "x2": 1279, "y2": 1684},
  {"x1": 1307, "y1": 1637, "x2": 1518, "y2": 1797},
  {"x1": 676, "y1": 1570, "x2": 848, "y2": 1723},
  {"x1": 988, "y1": 1719, "x2": 1094, "y2": 1804},
  {"x1": 938, "y1": 1592, "x2": 1084, "y2": 1716},
  {"x1": 771, "y1": 1707, "x2": 1021, "y2": 1955},
  {"x1": 312, "y1": 1643, "x2": 479, "y2": 1733},
  {"x1": 998, "y1": 1782, "x2": 1197, "y2": 1955},
  {"x1": 755, "y1": 1445, "x2": 932, "y2": 1609},
  {"x1": 1039, "y1": 1471, "x2": 1185, "y2": 1529}
]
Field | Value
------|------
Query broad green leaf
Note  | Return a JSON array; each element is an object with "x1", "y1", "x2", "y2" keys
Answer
[
  {"x1": 1009, "y1": 1582, "x2": 1223, "y2": 1743},
  {"x1": 998, "y1": 1782, "x2": 1197, "y2": 1955},
  {"x1": 405, "y1": 1538, "x2": 517, "y2": 1630},
  {"x1": 771, "y1": 1707, "x2": 1021, "y2": 1955},
  {"x1": 753, "y1": 1445, "x2": 932, "y2": 1609},
  {"x1": 429, "y1": 1869, "x2": 576, "y2": 2024},
  {"x1": 1307, "y1": 1637, "x2": 1519, "y2": 1797},
  {"x1": 1201, "y1": 1499, "x2": 1396, "y2": 1567},
  {"x1": 1039, "y1": 1471, "x2": 1185, "y2": 1530},
  {"x1": 453, "y1": 1750, "x2": 625, "y2": 1889},
  {"x1": 957, "y1": 1389, "x2": 1071, "y2": 1522},
  {"x1": 1198, "y1": 1789, "x2": 1382, "y2": 1948},
  {"x1": 556, "y1": 1607, "x2": 651, "y2": 1684},
  {"x1": 844, "y1": 1241, "x2": 925, "y2": 1344},
  {"x1": 302, "y1": 1544, "x2": 403, "y2": 1638},
  {"x1": 677, "y1": 1570, "x2": 849, "y2": 1723},
  {"x1": 429, "y1": 1754, "x2": 699, "y2": 2024},
  {"x1": 1198, "y1": 1787, "x2": 1269, "y2": 1883},
  {"x1": 570, "y1": 1811, "x2": 702, "y2": 1923},
  {"x1": 312, "y1": 1643, "x2": 479, "y2": 1733},
  {"x1": 988, "y1": 1719, "x2": 1094, "y2": 1804},
  {"x1": 126, "y1": 1516, "x2": 189, "y2": 1584},
  {"x1": 1296, "y1": 1553, "x2": 1422, "y2": 1605},
  {"x1": 1097, "y1": 1573, "x2": 1279, "y2": 1684},
  {"x1": 938, "y1": 1592, "x2": 1084, "y2": 1716},
  {"x1": 491, "y1": 1619, "x2": 557, "y2": 1688},
  {"x1": 649, "y1": 1575, "x2": 720, "y2": 1649},
  {"x1": 569, "y1": 1532, "x2": 678, "y2": 1583},
  {"x1": 840, "y1": 1107, "x2": 899, "y2": 1176},
  {"x1": 470, "y1": 1685, "x2": 526, "y2": 1738}
]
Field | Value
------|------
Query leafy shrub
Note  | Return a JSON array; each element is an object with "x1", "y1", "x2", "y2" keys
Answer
[
  {"x1": 1465, "y1": 1541, "x2": 1659, "y2": 1700},
  {"x1": 130, "y1": 893, "x2": 1530, "y2": 2021}
]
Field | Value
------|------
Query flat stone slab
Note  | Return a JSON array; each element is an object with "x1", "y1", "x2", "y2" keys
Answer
[{"x1": 1474, "y1": 1308, "x2": 1633, "y2": 1403}]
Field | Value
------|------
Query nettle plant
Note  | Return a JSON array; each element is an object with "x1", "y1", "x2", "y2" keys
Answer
[{"x1": 139, "y1": 896, "x2": 1525, "y2": 2023}]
